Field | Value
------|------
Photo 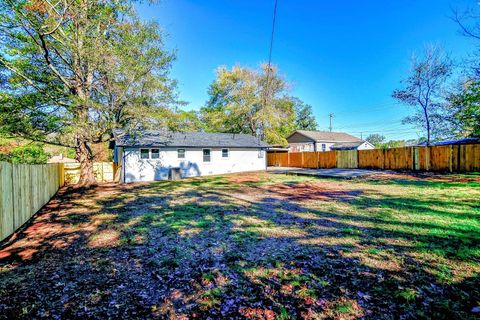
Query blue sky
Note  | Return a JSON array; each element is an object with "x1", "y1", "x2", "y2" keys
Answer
[{"x1": 137, "y1": 0, "x2": 478, "y2": 140}]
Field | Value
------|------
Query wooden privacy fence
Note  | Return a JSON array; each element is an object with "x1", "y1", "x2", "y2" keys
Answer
[
  {"x1": 63, "y1": 162, "x2": 115, "y2": 184},
  {"x1": 0, "y1": 162, "x2": 64, "y2": 242},
  {"x1": 267, "y1": 144, "x2": 480, "y2": 173}
]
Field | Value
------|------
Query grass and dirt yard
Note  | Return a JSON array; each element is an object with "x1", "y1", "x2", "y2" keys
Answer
[{"x1": 0, "y1": 172, "x2": 479, "y2": 319}]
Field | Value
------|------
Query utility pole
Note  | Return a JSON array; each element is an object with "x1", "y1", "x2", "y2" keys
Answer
[{"x1": 329, "y1": 113, "x2": 334, "y2": 132}]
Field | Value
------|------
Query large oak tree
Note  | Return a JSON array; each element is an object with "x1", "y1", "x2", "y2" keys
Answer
[
  {"x1": 0, "y1": 0, "x2": 177, "y2": 186},
  {"x1": 200, "y1": 64, "x2": 316, "y2": 145}
]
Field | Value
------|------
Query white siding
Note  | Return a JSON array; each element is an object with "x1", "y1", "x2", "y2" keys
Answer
[
  {"x1": 318, "y1": 142, "x2": 336, "y2": 152},
  {"x1": 289, "y1": 142, "x2": 315, "y2": 152},
  {"x1": 357, "y1": 142, "x2": 375, "y2": 150},
  {"x1": 289, "y1": 142, "x2": 336, "y2": 152},
  {"x1": 121, "y1": 147, "x2": 266, "y2": 183}
]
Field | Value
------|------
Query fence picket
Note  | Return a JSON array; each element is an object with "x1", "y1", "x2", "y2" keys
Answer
[
  {"x1": 0, "y1": 162, "x2": 64, "y2": 242},
  {"x1": 267, "y1": 143, "x2": 480, "y2": 173}
]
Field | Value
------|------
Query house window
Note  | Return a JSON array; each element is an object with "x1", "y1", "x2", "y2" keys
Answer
[
  {"x1": 151, "y1": 149, "x2": 160, "y2": 159},
  {"x1": 203, "y1": 149, "x2": 211, "y2": 162},
  {"x1": 140, "y1": 148, "x2": 149, "y2": 159},
  {"x1": 258, "y1": 150, "x2": 264, "y2": 158},
  {"x1": 222, "y1": 148, "x2": 229, "y2": 158},
  {"x1": 322, "y1": 144, "x2": 326, "y2": 152},
  {"x1": 177, "y1": 149, "x2": 185, "y2": 159}
]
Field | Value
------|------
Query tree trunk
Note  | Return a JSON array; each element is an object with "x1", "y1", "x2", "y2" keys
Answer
[
  {"x1": 75, "y1": 137, "x2": 97, "y2": 187},
  {"x1": 424, "y1": 106, "x2": 431, "y2": 146}
]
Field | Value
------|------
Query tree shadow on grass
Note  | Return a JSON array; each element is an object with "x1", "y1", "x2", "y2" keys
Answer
[{"x1": 0, "y1": 174, "x2": 479, "y2": 319}]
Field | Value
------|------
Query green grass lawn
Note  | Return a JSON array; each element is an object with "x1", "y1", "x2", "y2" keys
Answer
[{"x1": 0, "y1": 172, "x2": 479, "y2": 319}]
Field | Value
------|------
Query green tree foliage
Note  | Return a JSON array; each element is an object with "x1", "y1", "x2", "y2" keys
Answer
[
  {"x1": 392, "y1": 45, "x2": 452, "y2": 145},
  {"x1": 382, "y1": 140, "x2": 406, "y2": 149},
  {"x1": 200, "y1": 64, "x2": 318, "y2": 145},
  {"x1": 163, "y1": 108, "x2": 203, "y2": 132},
  {"x1": 0, "y1": 0, "x2": 177, "y2": 186},
  {"x1": 292, "y1": 97, "x2": 318, "y2": 131},
  {"x1": 365, "y1": 134, "x2": 409, "y2": 149},
  {"x1": 365, "y1": 134, "x2": 386, "y2": 148},
  {"x1": 451, "y1": 9, "x2": 480, "y2": 138},
  {"x1": 448, "y1": 81, "x2": 480, "y2": 137},
  {"x1": 8, "y1": 143, "x2": 49, "y2": 164}
]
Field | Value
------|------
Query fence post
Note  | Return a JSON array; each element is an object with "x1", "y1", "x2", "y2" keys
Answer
[
  {"x1": 382, "y1": 149, "x2": 386, "y2": 169},
  {"x1": 10, "y1": 163, "x2": 15, "y2": 231},
  {"x1": 449, "y1": 145, "x2": 453, "y2": 173},
  {"x1": 425, "y1": 146, "x2": 430, "y2": 171}
]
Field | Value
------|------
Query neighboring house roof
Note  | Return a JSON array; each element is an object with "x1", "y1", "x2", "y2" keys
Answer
[
  {"x1": 287, "y1": 130, "x2": 362, "y2": 142},
  {"x1": 417, "y1": 137, "x2": 480, "y2": 146},
  {"x1": 113, "y1": 130, "x2": 269, "y2": 148},
  {"x1": 330, "y1": 141, "x2": 367, "y2": 150},
  {"x1": 47, "y1": 154, "x2": 78, "y2": 163}
]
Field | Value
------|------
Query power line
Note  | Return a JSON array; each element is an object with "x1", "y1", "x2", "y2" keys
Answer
[
  {"x1": 330, "y1": 101, "x2": 403, "y2": 116},
  {"x1": 266, "y1": 0, "x2": 278, "y2": 73},
  {"x1": 263, "y1": 0, "x2": 278, "y2": 94},
  {"x1": 334, "y1": 119, "x2": 404, "y2": 130},
  {"x1": 348, "y1": 128, "x2": 421, "y2": 135},
  {"x1": 261, "y1": 0, "x2": 278, "y2": 139}
]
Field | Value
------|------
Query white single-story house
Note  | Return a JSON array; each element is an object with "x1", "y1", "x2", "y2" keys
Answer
[
  {"x1": 287, "y1": 130, "x2": 375, "y2": 152},
  {"x1": 113, "y1": 130, "x2": 269, "y2": 183}
]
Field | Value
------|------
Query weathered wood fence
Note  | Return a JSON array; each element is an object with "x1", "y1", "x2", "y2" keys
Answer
[
  {"x1": 267, "y1": 144, "x2": 480, "y2": 172},
  {"x1": 63, "y1": 162, "x2": 115, "y2": 184},
  {"x1": 0, "y1": 161, "x2": 117, "y2": 242},
  {"x1": 0, "y1": 162, "x2": 64, "y2": 242}
]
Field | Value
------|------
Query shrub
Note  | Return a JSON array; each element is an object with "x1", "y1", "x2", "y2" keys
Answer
[{"x1": 9, "y1": 143, "x2": 49, "y2": 164}]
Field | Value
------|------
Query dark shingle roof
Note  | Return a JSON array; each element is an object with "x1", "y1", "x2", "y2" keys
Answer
[
  {"x1": 289, "y1": 130, "x2": 362, "y2": 142},
  {"x1": 417, "y1": 137, "x2": 480, "y2": 146},
  {"x1": 330, "y1": 141, "x2": 366, "y2": 150},
  {"x1": 113, "y1": 130, "x2": 269, "y2": 148}
]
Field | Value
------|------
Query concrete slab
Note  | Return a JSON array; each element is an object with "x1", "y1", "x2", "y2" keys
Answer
[{"x1": 267, "y1": 167, "x2": 384, "y2": 179}]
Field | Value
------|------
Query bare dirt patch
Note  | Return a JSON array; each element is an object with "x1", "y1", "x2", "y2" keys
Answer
[{"x1": 260, "y1": 182, "x2": 363, "y2": 202}]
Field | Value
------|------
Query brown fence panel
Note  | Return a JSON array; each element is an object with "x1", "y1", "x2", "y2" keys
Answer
[
  {"x1": 268, "y1": 144, "x2": 479, "y2": 172},
  {"x1": 385, "y1": 147, "x2": 413, "y2": 170},
  {"x1": 267, "y1": 153, "x2": 275, "y2": 166},
  {"x1": 429, "y1": 145, "x2": 452, "y2": 172},
  {"x1": 417, "y1": 147, "x2": 429, "y2": 171},
  {"x1": 336, "y1": 150, "x2": 358, "y2": 169},
  {"x1": 417, "y1": 144, "x2": 480, "y2": 172},
  {"x1": 470, "y1": 144, "x2": 480, "y2": 172},
  {"x1": 303, "y1": 152, "x2": 318, "y2": 168},
  {"x1": 289, "y1": 152, "x2": 303, "y2": 167},
  {"x1": 456, "y1": 144, "x2": 480, "y2": 172},
  {"x1": 358, "y1": 149, "x2": 385, "y2": 169},
  {"x1": 318, "y1": 151, "x2": 336, "y2": 168},
  {"x1": 278, "y1": 153, "x2": 289, "y2": 167}
]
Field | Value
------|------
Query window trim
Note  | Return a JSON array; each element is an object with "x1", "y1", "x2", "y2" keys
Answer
[
  {"x1": 151, "y1": 148, "x2": 160, "y2": 159},
  {"x1": 177, "y1": 148, "x2": 186, "y2": 159},
  {"x1": 203, "y1": 148, "x2": 211, "y2": 163},
  {"x1": 258, "y1": 149, "x2": 264, "y2": 158},
  {"x1": 221, "y1": 148, "x2": 229, "y2": 159},
  {"x1": 140, "y1": 148, "x2": 150, "y2": 159}
]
